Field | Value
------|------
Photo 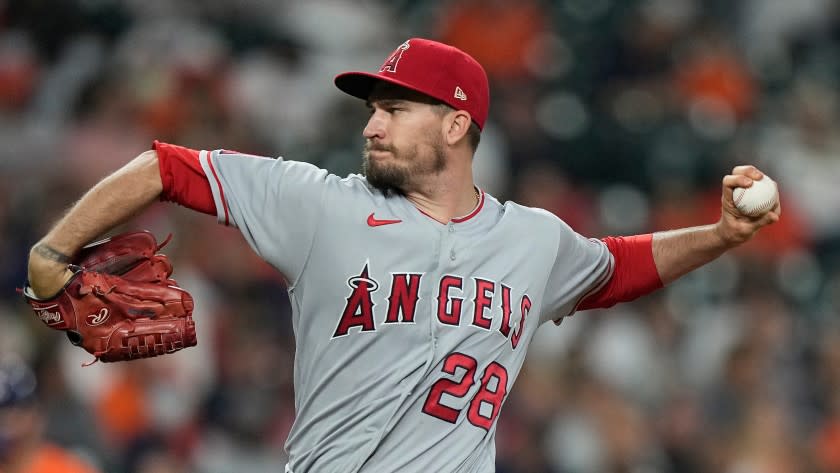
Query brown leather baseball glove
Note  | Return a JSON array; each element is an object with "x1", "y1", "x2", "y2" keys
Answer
[{"x1": 23, "y1": 231, "x2": 196, "y2": 364}]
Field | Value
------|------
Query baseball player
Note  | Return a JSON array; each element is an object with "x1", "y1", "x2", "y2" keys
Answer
[{"x1": 25, "y1": 38, "x2": 780, "y2": 472}]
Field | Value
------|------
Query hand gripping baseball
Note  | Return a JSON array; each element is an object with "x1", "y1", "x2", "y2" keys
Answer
[
  {"x1": 717, "y1": 165, "x2": 782, "y2": 245},
  {"x1": 22, "y1": 231, "x2": 196, "y2": 364}
]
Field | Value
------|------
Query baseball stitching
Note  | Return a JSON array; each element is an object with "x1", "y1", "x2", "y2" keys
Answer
[
  {"x1": 750, "y1": 195, "x2": 776, "y2": 215},
  {"x1": 735, "y1": 187, "x2": 776, "y2": 216},
  {"x1": 734, "y1": 189, "x2": 744, "y2": 206}
]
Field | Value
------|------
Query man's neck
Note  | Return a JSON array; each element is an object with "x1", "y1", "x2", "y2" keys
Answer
[{"x1": 404, "y1": 180, "x2": 479, "y2": 223}]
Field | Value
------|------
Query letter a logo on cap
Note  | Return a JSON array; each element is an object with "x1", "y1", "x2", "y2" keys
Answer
[{"x1": 380, "y1": 40, "x2": 410, "y2": 73}]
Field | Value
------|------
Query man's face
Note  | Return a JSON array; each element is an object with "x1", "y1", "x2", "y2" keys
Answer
[{"x1": 362, "y1": 83, "x2": 449, "y2": 194}]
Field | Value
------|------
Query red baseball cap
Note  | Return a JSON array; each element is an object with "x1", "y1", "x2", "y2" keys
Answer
[{"x1": 335, "y1": 38, "x2": 490, "y2": 130}]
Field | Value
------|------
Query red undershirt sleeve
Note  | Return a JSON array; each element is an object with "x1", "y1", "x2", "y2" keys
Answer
[
  {"x1": 153, "y1": 140, "x2": 216, "y2": 215},
  {"x1": 576, "y1": 234, "x2": 663, "y2": 311}
]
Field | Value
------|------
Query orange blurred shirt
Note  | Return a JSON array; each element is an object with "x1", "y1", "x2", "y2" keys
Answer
[{"x1": 1, "y1": 444, "x2": 99, "y2": 473}]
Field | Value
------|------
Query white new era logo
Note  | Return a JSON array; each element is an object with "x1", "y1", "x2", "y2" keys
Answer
[{"x1": 454, "y1": 86, "x2": 467, "y2": 101}]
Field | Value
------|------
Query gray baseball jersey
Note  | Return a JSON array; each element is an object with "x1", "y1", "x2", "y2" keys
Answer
[{"x1": 198, "y1": 149, "x2": 614, "y2": 473}]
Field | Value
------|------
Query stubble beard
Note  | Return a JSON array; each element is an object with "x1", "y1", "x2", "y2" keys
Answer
[{"x1": 362, "y1": 137, "x2": 447, "y2": 195}]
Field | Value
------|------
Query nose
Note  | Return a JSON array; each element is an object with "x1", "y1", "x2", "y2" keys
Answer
[{"x1": 363, "y1": 109, "x2": 386, "y2": 140}]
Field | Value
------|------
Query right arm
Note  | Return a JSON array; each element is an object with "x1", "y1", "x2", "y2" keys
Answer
[{"x1": 27, "y1": 150, "x2": 162, "y2": 298}]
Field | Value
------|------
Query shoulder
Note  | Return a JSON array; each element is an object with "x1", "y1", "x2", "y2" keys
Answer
[
  {"x1": 334, "y1": 172, "x2": 376, "y2": 193},
  {"x1": 209, "y1": 149, "x2": 397, "y2": 205},
  {"x1": 214, "y1": 152, "x2": 377, "y2": 193},
  {"x1": 501, "y1": 200, "x2": 570, "y2": 230},
  {"x1": 273, "y1": 163, "x2": 386, "y2": 203},
  {"x1": 497, "y1": 199, "x2": 591, "y2": 249}
]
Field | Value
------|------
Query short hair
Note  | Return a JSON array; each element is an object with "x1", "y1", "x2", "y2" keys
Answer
[
  {"x1": 434, "y1": 104, "x2": 481, "y2": 152},
  {"x1": 464, "y1": 121, "x2": 481, "y2": 152}
]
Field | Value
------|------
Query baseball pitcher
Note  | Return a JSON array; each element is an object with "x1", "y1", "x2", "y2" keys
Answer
[{"x1": 24, "y1": 38, "x2": 780, "y2": 472}]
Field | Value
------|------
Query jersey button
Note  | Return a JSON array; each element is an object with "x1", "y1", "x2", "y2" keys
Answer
[
  {"x1": 449, "y1": 249, "x2": 456, "y2": 261},
  {"x1": 448, "y1": 225, "x2": 454, "y2": 233}
]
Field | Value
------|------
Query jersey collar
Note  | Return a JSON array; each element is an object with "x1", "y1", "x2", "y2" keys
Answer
[{"x1": 414, "y1": 187, "x2": 485, "y2": 225}]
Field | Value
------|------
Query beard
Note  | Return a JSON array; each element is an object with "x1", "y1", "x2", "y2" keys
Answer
[{"x1": 362, "y1": 136, "x2": 447, "y2": 194}]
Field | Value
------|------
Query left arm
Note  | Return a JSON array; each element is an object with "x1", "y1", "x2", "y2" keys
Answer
[{"x1": 652, "y1": 165, "x2": 780, "y2": 285}]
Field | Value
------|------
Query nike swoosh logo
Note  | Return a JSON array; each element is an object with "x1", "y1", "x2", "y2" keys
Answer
[{"x1": 367, "y1": 213, "x2": 402, "y2": 227}]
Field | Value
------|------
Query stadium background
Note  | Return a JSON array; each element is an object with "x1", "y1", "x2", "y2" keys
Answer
[{"x1": 1, "y1": 0, "x2": 839, "y2": 471}]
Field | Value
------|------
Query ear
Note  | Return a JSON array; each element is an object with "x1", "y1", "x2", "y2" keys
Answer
[{"x1": 443, "y1": 110, "x2": 472, "y2": 147}]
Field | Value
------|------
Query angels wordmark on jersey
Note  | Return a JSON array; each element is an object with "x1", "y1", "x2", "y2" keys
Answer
[{"x1": 333, "y1": 261, "x2": 532, "y2": 351}]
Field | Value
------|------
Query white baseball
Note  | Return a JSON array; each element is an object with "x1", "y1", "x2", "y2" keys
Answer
[{"x1": 733, "y1": 175, "x2": 778, "y2": 217}]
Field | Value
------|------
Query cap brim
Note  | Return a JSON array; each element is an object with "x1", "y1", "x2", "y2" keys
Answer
[{"x1": 334, "y1": 71, "x2": 436, "y2": 103}]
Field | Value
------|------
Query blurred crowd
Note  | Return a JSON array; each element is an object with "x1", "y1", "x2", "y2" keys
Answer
[{"x1": 0, "y1": 0, "x2": 839, "y2": 472}]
